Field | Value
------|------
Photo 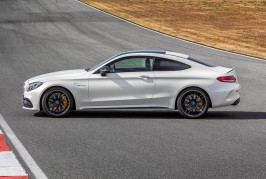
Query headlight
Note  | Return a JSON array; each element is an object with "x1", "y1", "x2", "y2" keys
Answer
[{"x1": 27, "y1": 82, "x2": 43, "y2": 92}]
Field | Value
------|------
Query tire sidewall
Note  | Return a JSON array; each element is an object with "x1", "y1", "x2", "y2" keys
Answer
[
  {"x1": 42, "y1": 87, "x2": 74, "y2": 117},
  {"x1": 177, "y1": 88, "x2": 210, "y2": 119}
]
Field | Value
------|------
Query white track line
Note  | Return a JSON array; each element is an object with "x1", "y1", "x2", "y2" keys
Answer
[
  {"x1": 0, "y1": 114, "x2": 48, "y2": 179},
  {"x1": 75, "y1": 0, "x2": 265, "y2": 61}
]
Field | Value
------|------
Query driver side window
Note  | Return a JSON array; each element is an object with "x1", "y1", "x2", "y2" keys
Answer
[{"x1": 109, "y1": 56, "x2": 154, "y2": 73}]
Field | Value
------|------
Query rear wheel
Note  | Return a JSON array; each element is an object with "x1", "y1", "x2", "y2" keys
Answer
[
  {"x1": 177, "y1": 88, "x2": 210, "y2": 119},
  {"x1": 42, "y1": 87, "x2": 73, "y2": 117}
]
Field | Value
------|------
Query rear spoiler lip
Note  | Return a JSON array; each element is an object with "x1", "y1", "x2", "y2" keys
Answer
[{"x1": 227, "y1": 67, "x2": 235, "y2": 74}]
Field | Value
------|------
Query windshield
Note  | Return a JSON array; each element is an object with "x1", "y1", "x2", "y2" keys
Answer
[
  {"x1": 86, "y1": 58, "x2": 111, "y2": 72},
  {"x1": 86, "y1": 53, "x2": 125, "y2": 72}
]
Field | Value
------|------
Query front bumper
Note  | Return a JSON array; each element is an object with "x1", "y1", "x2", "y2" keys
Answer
[
  {"x1": 23, "y1": 98, "x2": 33, "y2": 108},
  {"x1": 23, "y1": 82, "x2": 43, "y2": 111}
]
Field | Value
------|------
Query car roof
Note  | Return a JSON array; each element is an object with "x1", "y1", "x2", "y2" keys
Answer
[
  {"x1": 123, "y1": 50, "x2": 166, "y2": 55},
  {"x1": 165, "y1": 51, "x2": 189, "y2": 59},
  {"x1": 116, "y1": 50, "x2": 189, "y2": 59}
]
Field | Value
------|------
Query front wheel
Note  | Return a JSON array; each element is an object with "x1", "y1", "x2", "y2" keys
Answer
[
  {"x1": 42, "y1": 87, "x2": 74, "y2": 117},
  {"x1": 177, "y1": 88, "x2": 210, "y2": 119}
]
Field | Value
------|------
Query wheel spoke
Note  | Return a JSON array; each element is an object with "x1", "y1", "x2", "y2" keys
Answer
[
  {"x1": 46, "y1": 90, "x2": 70, "y2": 115},
  {"x1": 180, "y1": 90, "x2": 207, "y2": 117}
]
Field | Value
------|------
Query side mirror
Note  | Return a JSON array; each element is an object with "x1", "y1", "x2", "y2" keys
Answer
[{"x1": 100, "y1": 66, "x2": 110, "y2": 76}]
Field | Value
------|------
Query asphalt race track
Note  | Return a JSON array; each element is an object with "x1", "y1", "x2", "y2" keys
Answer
[{"x1": 0, "y1": 0, "x2": 266, "y2": 178}]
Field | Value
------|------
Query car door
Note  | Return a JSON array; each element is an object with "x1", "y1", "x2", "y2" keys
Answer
[
  {"x1": 152, "y1": 57, "x2": 191, "y2": 108},
  {"x1": 88, "y1": 56, "x2": 155, "y2": 108}
]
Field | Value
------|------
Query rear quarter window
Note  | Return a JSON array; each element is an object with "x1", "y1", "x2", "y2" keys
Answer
[{"x1": 153, "y1": 58, "x2": 191, "y2": 71}]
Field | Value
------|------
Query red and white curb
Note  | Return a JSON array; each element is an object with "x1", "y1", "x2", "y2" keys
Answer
[{"x1": 0, "y1": 130, "x2": 28, "y2": 179}]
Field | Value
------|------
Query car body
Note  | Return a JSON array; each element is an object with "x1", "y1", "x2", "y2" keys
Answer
[{"x1": 23, "y1": 50, "x2": 240, "y2": 118}]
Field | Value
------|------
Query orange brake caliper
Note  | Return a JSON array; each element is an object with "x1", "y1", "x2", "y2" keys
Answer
[
  {"x1": 197, "y1": 99, "x2": 203, "y2": 108},
  {"x1": 61, "y1": 95, "x2": 68, "y2": 108}
]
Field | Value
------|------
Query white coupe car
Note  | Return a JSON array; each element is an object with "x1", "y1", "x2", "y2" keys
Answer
[{"x1": 23, "y1": 50, "x2": 240, "y2": 118}]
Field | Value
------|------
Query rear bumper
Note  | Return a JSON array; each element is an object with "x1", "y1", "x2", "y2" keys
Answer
[
  {"x1": 232, "y1": 97, "x2": 240, "y2": 106},
  {"x1": 208, "y1": 83, "x2": 240, "y2": 108}
]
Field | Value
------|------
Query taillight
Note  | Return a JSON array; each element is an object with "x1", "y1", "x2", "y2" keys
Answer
[{"x1": 217, "y1": 76, "x2": 236, "y2": 83}]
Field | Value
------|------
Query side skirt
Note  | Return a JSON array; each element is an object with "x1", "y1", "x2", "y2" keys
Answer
[{"x1": 79, "y1": 105, "x2": 174, "y2": 111}]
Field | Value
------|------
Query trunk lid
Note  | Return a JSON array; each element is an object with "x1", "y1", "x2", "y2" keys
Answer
[{"x1": 210, "y1": 66, "x2": 238, "y2": 82}]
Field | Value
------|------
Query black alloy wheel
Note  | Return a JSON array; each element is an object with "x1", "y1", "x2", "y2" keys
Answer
[
  {"x1": 42, "y1": 87, "x2": 73, "y2": 117},
  {"x1": 177, "y1": 88, "x2": 210, "y2": 118}
]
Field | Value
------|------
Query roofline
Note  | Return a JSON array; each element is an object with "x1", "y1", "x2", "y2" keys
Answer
[
  {"x1": 113, "y1": 50, "x2": 165, "y2": 58},
  {"x1": 125, "y1": 50, "x2": 166, "y2": 54},
  {"x1": 112, "y1": 50, "x2": 189, "y2": 59},
  {"x1": 165, "y1": 51, "x2": 189, "y2": 59}
]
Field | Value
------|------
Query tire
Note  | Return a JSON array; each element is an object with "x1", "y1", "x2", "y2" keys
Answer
[
  {"x1": 42, "y1": 87, "x2": 74, "y2": 117},
  {"x1": 177, "y1": 87, "x2": 210, "y2": 119}
]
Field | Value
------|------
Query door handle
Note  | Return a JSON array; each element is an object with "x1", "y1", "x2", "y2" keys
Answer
[{"x1": 139, "y1": 75, "x2": 150, "y2": 80}]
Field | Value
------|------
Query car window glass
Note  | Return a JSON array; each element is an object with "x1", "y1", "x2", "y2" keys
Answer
[
  {"x1": 153, "y1": 58, "x2": 190, "y2": 71},
  {"x1": 109, "y1": 57, "x2": 154, "y2": 72}
]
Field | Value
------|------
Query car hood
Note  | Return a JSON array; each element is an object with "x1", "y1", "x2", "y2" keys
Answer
[{"x1": 27, "y1": 69, "x2": 88, "y2": 84}]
